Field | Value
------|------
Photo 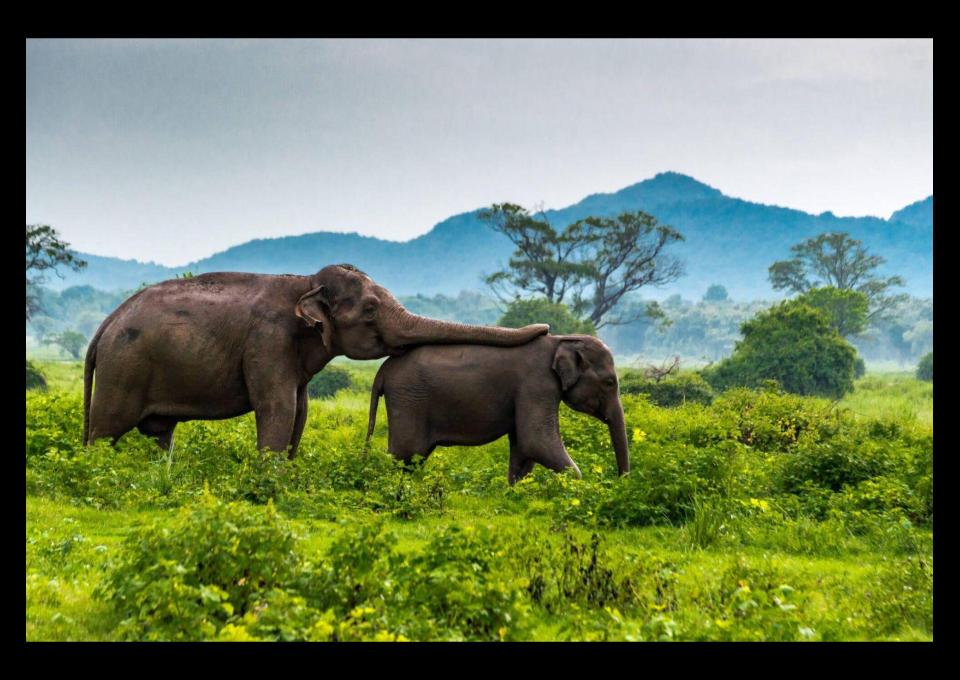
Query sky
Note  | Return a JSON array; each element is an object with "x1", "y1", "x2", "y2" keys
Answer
[{"x1": 26, "y1": 38, "x2": 933, "y2": 267}]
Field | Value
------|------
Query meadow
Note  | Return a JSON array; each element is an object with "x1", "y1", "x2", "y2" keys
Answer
[{"x1": 26, "y1": 360, "x2": 933, "y2": 641}]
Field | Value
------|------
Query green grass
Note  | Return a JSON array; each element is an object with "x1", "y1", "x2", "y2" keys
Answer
[
  {"x1": 26, "y1": 495, "x2": 932, "y2": 642},
  {"x1": 841, "y1": 372, "x2": 933, "y2": 426},
  {"x1": 30, "y1": 360, "x2": 84, "y2": 393},
  {"x1": 26, "y1": 362, "x2": 933, "y2": 641}
]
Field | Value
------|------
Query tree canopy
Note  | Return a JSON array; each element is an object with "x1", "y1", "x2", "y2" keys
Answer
[
  {"x1": 26, "y1": 225, "x2": 86, "y2": 320},
  {"x1": 703, "y1": 284, "x2": 729, "y2": 302},
  {"x1": 703, "y1": 299, "x2": 858, "y2": 399},
  {"x1": 794, "y1": 287, "x2": 869, "y2": 338},
  {"x1": 43, "y1": 330, "x2": 87, "y2": 360},
  {"x1": 497, "y1": 298, "x2": 596, "y2": 336},
  {"x1": 479, "y1": 204, "x2": 684, "y2": 328},
  {"x1": 768, "y1": 232, "x2": 906, "y2": 322}
]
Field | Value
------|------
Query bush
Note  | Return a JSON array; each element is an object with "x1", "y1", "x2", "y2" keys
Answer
[
  {"x1": 619, "y1": 371, "x2": 714, "y2": 407},
  {"x1": 391, "y1": 525, "x2": 530, "y2": 640},
  {"x1": 915, "y1": 352, "x2": 932, "y2": 381},
  {"x1": 704, "y1": 301, "x2": 858, "y2": 399},
  {"x1": 26, "y1": 391, "x2": 85, "y2": 458},
  {"x1": 307, "y1": 366, "x2": 352, "y2": 398},
  {"x1": 97, "y1": 491, "x2": 301, "y2": 641},
  {"x1": 854, "y1": 356, "x2": 866, "y2": 379},
  {"x1": 777, "y1": 437, "x2": 895, "y2": 495},
  {"x1": 594, "y1": 442, "x2": 734, "y2": 526},
  {"x1": 498, "y1": 298, "x2": 595, "y2": 335},
  {"x1": 711, "y1": 388, "x2": 840, "y2": 452},
  {"x1": 27, "y1": 359, "x2": 47, "y2": 390}
]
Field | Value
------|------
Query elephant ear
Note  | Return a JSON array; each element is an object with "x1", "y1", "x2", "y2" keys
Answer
[
  {"x1": 295, "y1": 285, "x2": 334, "y2": 352},
  {"x1": 552, "y1": 341, "x2": 584, "y2": 391}
]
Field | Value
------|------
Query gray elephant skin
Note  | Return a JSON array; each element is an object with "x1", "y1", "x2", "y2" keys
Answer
[
  {"x1": 366, "y1": 334, "x2": 630, "y2": 484},
  {"x1": 83, "y1": 264, "x2": 548, "y2": 455}
]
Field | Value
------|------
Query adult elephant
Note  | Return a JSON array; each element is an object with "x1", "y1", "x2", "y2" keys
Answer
[{"x1": 83, "y1": 264, "x2": 548, "y2": 456}]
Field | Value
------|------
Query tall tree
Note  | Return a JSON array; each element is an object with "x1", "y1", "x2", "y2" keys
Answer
[
  {"x1": 704, "y1": 300, "x2": 858, "y2": 399},
  {"x1": 480, "y1": 204, "x2": 594, "y2": 306},
  {"x1": 480, "y1": 204, "x2": 684, "y2": 328},
  {"x1": 768, "y1": 232, "x2": 906, "y2": 322},
  {"x1": 26, "y1": 225, "x2": 86, "y2": 320},
  {"x1": 703, "y1": 284, "x2": 729, "y2": 303},
  {"x1": 795, "y1": 287, "x2": 869, "y2": 338},
  {"x1": 42, "y1": 330, "x2": 87, "y2": 360}
]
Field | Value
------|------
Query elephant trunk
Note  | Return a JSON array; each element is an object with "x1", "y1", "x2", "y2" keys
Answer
[
  {"x1": 383, "y1": 306, "x2": 548, "y2": 348},
  {"x1": 607, "y1": 397, "x2": 630, "y2": 476}
]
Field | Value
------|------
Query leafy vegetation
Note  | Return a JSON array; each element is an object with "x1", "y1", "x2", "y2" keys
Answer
[
  {"x1": 42, "y1": 330, "x2": 87, "y2": 360},
  {"x1": 26, "y1": 361, "x2": 932, "y2": 641},
  {"x1": 704, "y1": 301, "x2": 858, "y2": 398},
  {"x1": 619, "y1": 371, "x2": 714, "y2": 407},
  {"x1": 916, "y1": 352, "x2": 932, "y2": 382},
  {"x1": 498, "y1": 298, "x2": 596, "y2": 335},
  {"x1": 768, "y1": 232, "x2": 907, "y2": 322},
  {"x1": 26, "y1": 224, "x2": 87, "y2": 320},
  {"x1": 479, "y1": 203, "x2": 683, "y2": 327},
  {"x1": 307, "y1": 366, "x2": 353, "y2": 399},
  {"x1": 26, "y1": 360, "x2": 47, "y2": 390}
]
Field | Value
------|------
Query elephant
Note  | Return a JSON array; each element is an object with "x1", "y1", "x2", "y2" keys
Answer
[
  {"x1": 365, "y1": 334, "x2": 630, "y2": 484},
  {"x1": 83, "y1": 264, "x2": 549, "y2": 456}
]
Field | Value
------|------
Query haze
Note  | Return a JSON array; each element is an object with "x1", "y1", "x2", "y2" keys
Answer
[{"x1": 26, "y1": 38, "x2": 933, "y2": 267}]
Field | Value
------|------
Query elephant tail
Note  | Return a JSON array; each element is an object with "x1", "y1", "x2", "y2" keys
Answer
[
  {"x1": 82, "y1": 323, "x2": 104, "y2": 446},
  {"x1": 366, "y1": 362, "x2": 387, "y2": 445},
  {"x1": 81, "y1": 285, "x2": 150, "y2": 446}
]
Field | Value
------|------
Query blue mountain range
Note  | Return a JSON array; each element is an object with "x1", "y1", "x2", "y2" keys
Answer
[{"x1": 51, "y1": 172, "x2": 933, "y2": 300}]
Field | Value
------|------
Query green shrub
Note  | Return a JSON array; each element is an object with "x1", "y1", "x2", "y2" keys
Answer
[
  {"x1": 392, "y1": 525, "x2": 530, "y2": 640},
  {"x1": 97, "y1": 491, "x2": 301, "y2": 641},
  {"x1": 307, "y1": 366, "x2": 352, "y2": 398},
  {"x1": 498, "y1": 298, "x2": 595, "y2": 335},
  {"x1": 619, "y1": 371, "x2": 714, "y2": 407},
  {"x1": 27, "y1": 441, "x2": 154, "y2": 509},
  {"x1": 26, "y1": 391, "x2": 84, "y2": 458},
  {"x1": 711, "y1": 388, "x2": 841, "y2": 452},
  {"x1": 915, "y1": 352, "x2": 932, "y2": 381},
  {"x1": 777, "y1": 436, "x2": 894, "y2": 495},
  {"x1": 304, "y1": 522, "x2": 529, "y2": 641},
  {"x1": 703, "y1": 301, "x2": 858, "y2": 399},
  {"x1": 595, "y1": 442, "x2": 734, "y2": 527},
  {"x1": 854, "y1": 356, "x2": 866, "y2": 379},
  {"x1": 27, "y1": 359, "x2": 47, "y2": 390}
]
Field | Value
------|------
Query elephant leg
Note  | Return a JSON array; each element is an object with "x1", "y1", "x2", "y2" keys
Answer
[
  {"x1": 137, "y1": 415, "x2": 177, "y2": 451},
  {"x1": 246, "y1": 357, "x2": 299, "y2": 454},
  {"x1": 507, "y1": 432, "x2": 536, "y2": 485},
  {"x1": 287, "y1": 385, "x2": 308, "y2": 460},
  {"x1": 254, "y1": 403, "x2": 297, "y2": 454},
  {"x1": 515, "y1": 407, "x2": 581, "y2": 479},
  {"x1": 88, "y1": 387, "x2": 142, "y2": 446},
  {"x1": 508, "y1": 457, "x2": 536, "y2": 485},
  {"x1": 384, "y1": 397, "x2": 434, "y2": 465}
]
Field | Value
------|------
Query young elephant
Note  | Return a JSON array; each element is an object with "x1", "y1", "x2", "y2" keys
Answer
[{"x1": 366, "y1": 334, "x2": 630, "y2": 484}]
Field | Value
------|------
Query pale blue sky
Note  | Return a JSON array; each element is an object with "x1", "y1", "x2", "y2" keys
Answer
[{"x1": 26, "y1": 38, "x2": 933, "y2": 266}]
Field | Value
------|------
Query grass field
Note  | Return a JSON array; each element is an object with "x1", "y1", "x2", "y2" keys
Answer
[{"x1": 26, "y1": 362, "x2": 933, "y2": 641}]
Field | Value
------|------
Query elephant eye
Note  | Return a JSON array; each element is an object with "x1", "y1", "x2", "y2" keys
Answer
[
  {"x1": 363, "y1": 303, "x2": 377, "y2": 320},
  {"x1": 604, "y1": 377, "x2": 616, "y2": 388}
]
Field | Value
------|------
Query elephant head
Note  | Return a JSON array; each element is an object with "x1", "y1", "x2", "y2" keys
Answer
[
  {"x1": 296, "y1": 264, "x2": 549, "y2": 360},
  {"x1": 552, "y1": 336, "x2": 630, "y2": 476}
]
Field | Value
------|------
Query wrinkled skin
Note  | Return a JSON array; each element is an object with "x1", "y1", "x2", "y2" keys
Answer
[
  {"x1": 83, "y1": 264, "x2": 548, "y2": 456},
  {"x1": 366, "y1": 335, "x2": 629, "y2": 484}
]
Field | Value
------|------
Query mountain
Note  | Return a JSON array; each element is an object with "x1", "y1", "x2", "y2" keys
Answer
[
  {"x1": 889, "y1": 196, "x2": 933, "y2": 230},
  {"x1": 49, "y1": 172, "x2": 933, "y2": 300}
]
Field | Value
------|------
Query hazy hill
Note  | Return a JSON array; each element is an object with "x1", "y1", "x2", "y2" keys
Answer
[
  {"x1": 889, "y1": 196, "x2": 933, "y2": 230},
  {"x1": 50, "y1": 173, "x2": 933, "y2": 300}
]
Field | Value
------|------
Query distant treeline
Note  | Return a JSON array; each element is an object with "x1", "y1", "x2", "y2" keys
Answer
[{"x1": 27, "y1": 285, "x2": 932, "y2": 367}]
